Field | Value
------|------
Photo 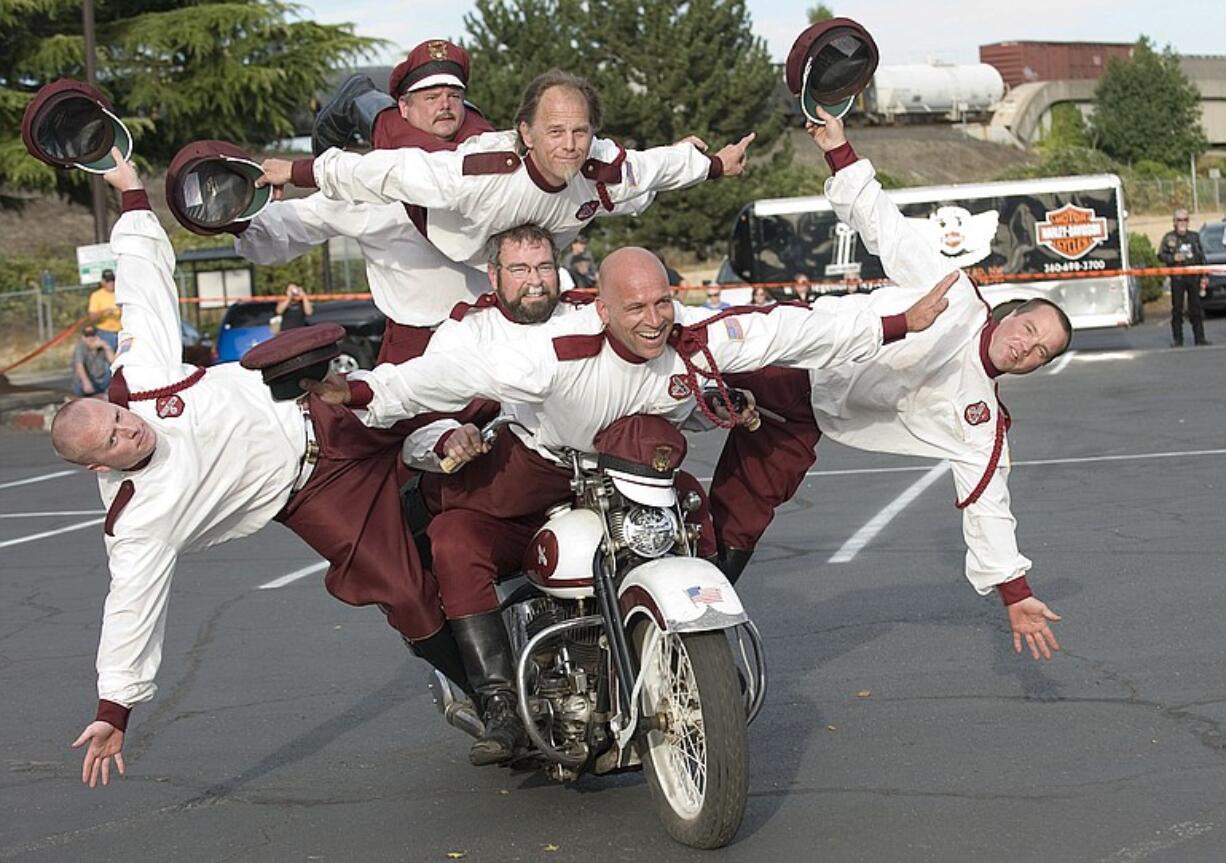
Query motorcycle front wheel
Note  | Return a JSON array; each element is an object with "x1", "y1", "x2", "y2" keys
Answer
[{"x1": 633, "y1": 621, "x2": 748, "y2": 849}]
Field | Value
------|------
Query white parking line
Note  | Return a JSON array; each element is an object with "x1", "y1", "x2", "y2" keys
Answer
[
  {"x1": 0, "y1": 510, "x2": 105, "y2": 519},
  {"x1": 828, "y1": 463, "x2": 950, "y2": 564},
  {"x1": 258, "y1": 561, "x2": 327, "y2": 590},
  {"x1": 0, "y1": 469, "x2": 78, "y2": 491},
  {"x1": 0, "y1": 518, "x2": 106, "y2": 550}
]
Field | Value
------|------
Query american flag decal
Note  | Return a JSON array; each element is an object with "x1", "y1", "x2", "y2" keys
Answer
[{"x1": 685, "y1": 585, "x2": 723, "y2": 606}]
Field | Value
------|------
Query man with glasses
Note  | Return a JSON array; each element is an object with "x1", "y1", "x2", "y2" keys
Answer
[
  {"x1": 702, "y1": 284, "x2": 731, "y2": 311},
  {"x1": 1158, "y1": 208, "x2": 1211, "y2": 347}
]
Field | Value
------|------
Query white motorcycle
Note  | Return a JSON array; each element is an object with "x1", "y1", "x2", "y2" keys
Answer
[{"x1": 429, "y1": 419, "x2": 766, "y2": 850}]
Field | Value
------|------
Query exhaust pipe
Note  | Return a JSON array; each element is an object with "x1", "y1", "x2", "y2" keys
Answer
[{"x1": 427, "y1": 671, "x2": 484, "y2": 739}]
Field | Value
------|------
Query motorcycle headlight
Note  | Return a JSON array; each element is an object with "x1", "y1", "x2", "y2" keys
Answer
[{"x1": 621, "y1": 506, "x2": 678, "y2": 559}]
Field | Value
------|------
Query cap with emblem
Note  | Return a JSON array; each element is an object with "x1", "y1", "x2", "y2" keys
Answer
[
  {"x1": 785, "y1": 18, "x2": 878, "y2": 125},
  {"x1": 240, "y1": 323, "x2": 345, "y2": 401},
  {"x1": 388, "y1": 39, "x2": 470, "y2": 98},
  {"x1": 166, "y1": 140, "x2": 272, "y2": 236},
  {"x1": 21, "y1": 80, "x2": 133, "y2": 173},
  {"x1": 593, "y1": 415, "x2": 687, "y2": 508}
]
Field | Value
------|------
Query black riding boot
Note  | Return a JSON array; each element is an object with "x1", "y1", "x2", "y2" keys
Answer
[
  {"x1": 311, "y1": 74, "x2": 396, "y2": 155},
  {"x1": 717, "y1": 547, "x2": 754, "y2": 585},
  {"x1": 406, "y1": 623, "x2": 473, "y2": 698},
  {"x1": 451, "y1": 612, "x2": 528, "y2": 766}
]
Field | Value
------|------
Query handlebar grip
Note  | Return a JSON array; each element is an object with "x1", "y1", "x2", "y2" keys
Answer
[
  {"x1": 439, "y1": 454, "x2": 463, "y2": 474},
  {"x1": 742, "y1": 413, "x2": 761, "y2": 432}
]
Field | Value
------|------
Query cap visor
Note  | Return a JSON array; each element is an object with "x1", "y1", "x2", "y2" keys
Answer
[
  {"x1": 73, "y1": 109, "x2": 132, "y2": 173},
  {"x1": 221, "y1": 157, "x2": 272, "y2": 221},
  {"x1": 801, "y1": 92, "x2": 854, "y2": 126},
  {"x1": 408, "y1": 73, "x2": 466, "y2": 92},
  {"x1": 610, "y1": 474, "x2": 677, "y2": 508}
]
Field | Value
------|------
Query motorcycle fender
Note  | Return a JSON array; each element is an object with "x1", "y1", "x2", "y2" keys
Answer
[{"x1": 618, "y1": 557, "x2": 748, "y2": 633}]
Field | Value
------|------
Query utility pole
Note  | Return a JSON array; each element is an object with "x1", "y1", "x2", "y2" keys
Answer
[{"x1": 82, "y1": 0, "x2": 109, "y2": 244}]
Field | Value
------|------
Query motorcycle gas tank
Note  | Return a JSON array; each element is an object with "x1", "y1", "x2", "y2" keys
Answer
[{"x1": 522, "y1": 507, "x2": 602, "y2": 599}]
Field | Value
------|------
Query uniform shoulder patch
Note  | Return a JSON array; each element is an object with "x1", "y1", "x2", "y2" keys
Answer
[
  {"x1": 553, "y1": 332, "x2": 604, "y2": 361},
  {"x1": 462, "y1": 151, "x2": 521, "y2": 176},
  {"x1": 580, "y1": 145, "x2": 626, "y2": 185},
  {"x1": 964, "y1": 401, "x2": 991, "y2": 426},
  {"x1": 104, "y1": 479, "x2": 136, "y2": 537},
  {"x1": 449, "y1": 292, "x2": 499, "y2": 321}
]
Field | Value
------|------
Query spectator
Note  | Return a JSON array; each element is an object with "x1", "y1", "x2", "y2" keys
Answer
[
  {"x1": 1157, "y1": 208, "x2": 1210, "y2": 346},
  {"x1": 793, "y1": 273, "x2": 814, "y2": 305},
  {"x1": 71, "y1": 325, "x2": 114, "y2": 397},
  {"x1": 702, "y1": 285, "x2": 731, "y2": 311},
  {"x1": 656, "y1": 253, "x2": 686, "y2": 288},
  {"x1": 752, "y1": 286, "x2": 772, "y2": 306},
  {"x1": 275, "y1": 283, "x2": 314, "y2": 330},
  {"x1": 88, "y1": 269, "x2": 121, "y2": 351},
  {"x1": 562, "y1": 236, "x2": 597, "y2": 289}
]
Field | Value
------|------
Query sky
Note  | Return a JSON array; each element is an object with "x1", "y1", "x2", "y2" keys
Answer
[{"x1": 298, "y1": 0, "x2": 1224, "y2": 68}]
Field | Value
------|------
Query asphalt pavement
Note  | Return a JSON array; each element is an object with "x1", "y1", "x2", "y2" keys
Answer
[{"x1": 1, "y1": 313, "x2": 1224, "y2": 862}]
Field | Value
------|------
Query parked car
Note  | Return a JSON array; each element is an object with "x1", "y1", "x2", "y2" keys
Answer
[
  {"x1": 1199, "y1": 221, "x2": 1226, "y2": 315},
  {"x1": 215, "y1": 299, "x2": 387, "y2": 369}
]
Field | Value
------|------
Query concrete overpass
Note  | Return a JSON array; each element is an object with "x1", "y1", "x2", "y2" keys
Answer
[{"x1": 989, "y1": 58, "x2": 1226, "y2": 148}]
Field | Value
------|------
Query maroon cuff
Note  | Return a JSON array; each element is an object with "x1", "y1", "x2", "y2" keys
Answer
[
  {"x1": 96, "y1": 699, "x2": 131, "y2": 732},
  {"x1": 997, "y1": 576, "x2": 1033, "y2": 606},
  {"x1": 120, "y1": 190, "x2": 151, "y2": 213},
  {"x1": 706, "y1": 154, "x2": 724, "y2": 180},
  {"x1": 823, "y1": 142, "x2": 858, "y2": 174},
  {"x1": 291, "y1": 158, "x2": 317, "y2": 189},
  {"x1": 225, "y1": 221, "x2": 250, "y2": 237},
  {"x1": 347, "y1": 379, "x2": 374, "y2": 408},
  {"x1": 433, "y1": 427, "x2": 457, "y2": 458},
  {"x1": 881, "y1": 313, "x2": 907, "y2": 344}
]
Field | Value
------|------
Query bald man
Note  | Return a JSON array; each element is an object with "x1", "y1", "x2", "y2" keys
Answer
[{"x1": 307, "y1": 245, "x2": 952, "y2": 763}]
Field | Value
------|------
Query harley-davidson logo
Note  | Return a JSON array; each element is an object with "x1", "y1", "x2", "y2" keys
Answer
[
  {"x1": 1036, "y1": 204, "x2": 1108, "y2": 261},
  {"x1": 575, "y1": 200, "x2": 599, "y2": 221},
  {"x1": 667, "y1": 374, "x2": 691, "y2": 400},
  {"x1": 156, "y1": 394, "x2": 185, "y2": 418},
  {"x1": 426, "y1": 39, "x2": 448, "y2": 61},
  {"x1": 964, "y1": 401, "x2": 991, "y2": 426},
  {"x1": 651, "y1": 445, "x2": 675, "y2": 473}
]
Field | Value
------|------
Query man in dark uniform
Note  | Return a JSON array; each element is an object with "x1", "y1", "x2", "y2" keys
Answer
[{"x1": 1158, "y1": 208, "x2": 1211, "y2": 346}]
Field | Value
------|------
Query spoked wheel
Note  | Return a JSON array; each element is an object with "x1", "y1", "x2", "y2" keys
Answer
[{"x1": 633, "y1": 620, "x2": 747, "y2": 849}]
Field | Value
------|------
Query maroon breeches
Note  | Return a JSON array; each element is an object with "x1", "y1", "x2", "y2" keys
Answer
[
  {"x1": 423, "y1": 429, "x2": 717, "y2": 619},
  {"x1": 709, "y1": 366, "x2": 822, "y2": 553}
]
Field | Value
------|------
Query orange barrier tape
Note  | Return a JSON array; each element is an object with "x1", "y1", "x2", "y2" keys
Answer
[{"x1": 0, "y1": 315, "x2": 90, "y2": 378}]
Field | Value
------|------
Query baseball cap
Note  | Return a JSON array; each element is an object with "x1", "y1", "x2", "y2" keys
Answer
[
  {"x1": 166, "y1": 140, "x2": 272, "y2": 236},
  {"x1": 21, "y1": 80, "x2": 134, "y2": 173},
  {"x1": 101, "y1": 268, "x2": 115, "y2": 282},
  {"x1": 785, "y1": 18, "x2": 879, "y2": 125}
]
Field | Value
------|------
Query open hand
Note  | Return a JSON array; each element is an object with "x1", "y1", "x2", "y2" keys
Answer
[
  {"x1": 903, "y1": 271, "x2": 956, "y2": 332},
  {"x1": 72, "y1": 720, "x2": 126, "y2": 788},
  {"x1": 1006, "y1": 596, "x2": 1062, "y2": 661}
]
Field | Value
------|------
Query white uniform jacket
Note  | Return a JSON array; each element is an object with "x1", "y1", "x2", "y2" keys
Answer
[
  {"x1": 352, "y1": 300, "x2": 903, "y2": 463},
  {"x1": 816, "y1": 156, "x2": 1031, "y2": 594},
  {"x1": 233, "y1": 194, "x2": 487, "y2": 327},
  {"x1": 97, "y1": 202, "x2": 304, "y2": 708},
  {"x1": 400, "y1": 293, "x2": 602, "y2": 470},
  {"x1": 311, "y1": 131, "x2": 717, "y2": 267}
]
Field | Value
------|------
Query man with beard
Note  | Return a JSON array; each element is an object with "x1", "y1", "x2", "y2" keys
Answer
[
  {"x1": 229, "y1": 39, "x2": 495, "y2": 363},
  {"x1": 256, "y1": 69, "x2": 755, "y2": 278},
  {"x1": 706, "y1": 106, "x2": 1066, "y2": 663},
  {"x1": 306, "y1": 246, "x2": 952, "y2": 764}
]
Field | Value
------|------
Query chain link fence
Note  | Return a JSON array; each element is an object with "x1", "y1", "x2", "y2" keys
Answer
[
  {"x1": 0, "y1": 283, "x2": 94, "y2": 377},
  {"x1": 1127, "y1": 176, "x2": 1226, "y2": 216}
]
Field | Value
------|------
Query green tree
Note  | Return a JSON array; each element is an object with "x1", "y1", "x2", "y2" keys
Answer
[
  {"x1": 807, "y1": 3, "x2": 834, "y2": 23},
  {"x1": 1090, "y1": 37, "x2": 1206, "y2": 168},
  {"x1": 1039, "y1": 102, "x2": 1088, "y2": 154},
  {"x1": 463, "y1": 0, "x2": 792, "y2": 256},
  {"x1": 0, "y1": 0, "x2": 379, "y2": 204}
]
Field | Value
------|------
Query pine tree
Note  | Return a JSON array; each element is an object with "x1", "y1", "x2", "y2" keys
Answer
[
  {"x1": 1090, "y1": 37, "x2": 1206, "y2": 168},
  {"x1": 0, "y1": 0, "x2": 379, "y2": 205}
]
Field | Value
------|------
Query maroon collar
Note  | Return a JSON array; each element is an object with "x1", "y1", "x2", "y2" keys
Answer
[
  {"x1": 604, "y1": 331, "x2": 648, "y2": 365},
  {"x1": 524, "y1": 152, "x2": 567, "y2": 193},
  {"x1": 125, "y1": 452, "x2": 154, "y2": 473},
  {"x1": 979, "y1": 320, "x2": 1003, "y2": 379}
]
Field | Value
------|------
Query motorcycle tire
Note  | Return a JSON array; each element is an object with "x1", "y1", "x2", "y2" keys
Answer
[{"x1": 633, "y1": 623, "x2": 748, "y2": 849}]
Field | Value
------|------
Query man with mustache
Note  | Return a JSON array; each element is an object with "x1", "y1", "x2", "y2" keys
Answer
[{"x1": 706, "y1": 106, "x2": 1068, "y2": 662}]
